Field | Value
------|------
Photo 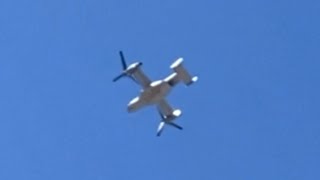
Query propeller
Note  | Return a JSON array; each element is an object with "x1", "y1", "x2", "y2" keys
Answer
[
  {"x1": 112, "y1": 51, "x2": 139, "y2": 84},
  {"x1": 157, "y1": 121, "x2": 165, "y2": 136},
  {"x1": 167, "y1": 122, "x2": 183, "y2": 130},
  {"x1": 119, "y1": 51, "x2": 127, "y2": 70},
  {"x1": 113, "y1": 73, "x2": 126, "y2": 82},
  {"x1": 156, "y1": 107, "x2": 183, "y2": 136},
  {"x1": 112, "y1": 51, "x2": 128, "y2": 82},
  {"x1": 156, "y1": 108, "x2": 166, "y2": 136}
]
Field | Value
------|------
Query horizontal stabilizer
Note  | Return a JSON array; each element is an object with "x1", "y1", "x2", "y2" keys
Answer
[{"x1": 170, "y1": 58, "x2": 198, "y2": 86}]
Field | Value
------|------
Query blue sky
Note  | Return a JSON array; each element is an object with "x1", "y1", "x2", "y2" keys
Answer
[{"x1": 0, "y1": 0, "x2": 320, "y2": 179}]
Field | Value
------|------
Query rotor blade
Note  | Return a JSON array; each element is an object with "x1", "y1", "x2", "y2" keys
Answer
[
  {"x1": 113, "y1": 73, "x2": 126, "y2": 82},
  {"x1": 156, "y1": 107, "x2": 166, "y2": 120},
  {"x1": 119, "y1": 51, "x2": 127, "y2": 70},
  {"x1": 128, "y1": 75, "x2": 139, "y2": 84},
  {"x1": 167, "y1": 122, "x2": 183, "y2": 130},
  {"x1": 157, "y1": 121, "x2": 165, "y2": 136}
]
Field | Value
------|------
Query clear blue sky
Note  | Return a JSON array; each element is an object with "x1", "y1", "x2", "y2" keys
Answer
[{"x1": 0, "y1": 0, "x2": 319, "y2": 179}]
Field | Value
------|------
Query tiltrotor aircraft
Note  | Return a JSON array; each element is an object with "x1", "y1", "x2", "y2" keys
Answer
[{"x1": 113, "y1": 51, "x2": 198, "y2": 136}]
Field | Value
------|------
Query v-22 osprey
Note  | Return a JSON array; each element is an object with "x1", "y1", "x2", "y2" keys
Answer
[{"x1": 113, "y1": 51, "x2": 198, "y2": 136}]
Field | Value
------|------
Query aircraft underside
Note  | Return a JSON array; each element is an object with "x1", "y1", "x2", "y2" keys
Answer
[
  {"x1": 127, "y1": 81, "x2": 172, "y2": 112},
  {"x1": 113, "y1": 51, "x2": 198, "y2": 136}
]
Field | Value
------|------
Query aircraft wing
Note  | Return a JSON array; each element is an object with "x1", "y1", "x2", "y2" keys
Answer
[
  {"x1": 157, "y1": 99, "x2": 174, "y2": 117},
  {"x1": 132, "y1": 68, "x2": 152, "y2": 89}
]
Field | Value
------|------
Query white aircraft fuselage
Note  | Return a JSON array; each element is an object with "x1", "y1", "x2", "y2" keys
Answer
[
  {"x1": 113, "y1": 51, "x2": 197, "y2": 136},
  {"x1": 126, "y1": 57, "x2": 198, "y2": 114},
  {"x1": 145, "y1": 79, "x2": 173, "y2": 100},
  {"x1": 128, "y1": 79, "x2": 173, "y2": 112}
]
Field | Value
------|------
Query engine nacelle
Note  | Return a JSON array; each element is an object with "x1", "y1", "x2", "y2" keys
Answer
[
  {"x1": 164, "y1": 109, "x2": 182, "y2": 122},
  {"x1": 126, "y1": 62, "x2": 143, "y2": 74},
  {"x1": 157, "y1": 108, "x2": 183, "y2": 136},
  {"x1": 170, "y1": 58, "x2": 198, "y2": 86}
]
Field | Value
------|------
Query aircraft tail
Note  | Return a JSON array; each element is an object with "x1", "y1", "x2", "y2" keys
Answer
[{"x1": 170, "y1": 58, "x2": 198, "y2": 86}]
